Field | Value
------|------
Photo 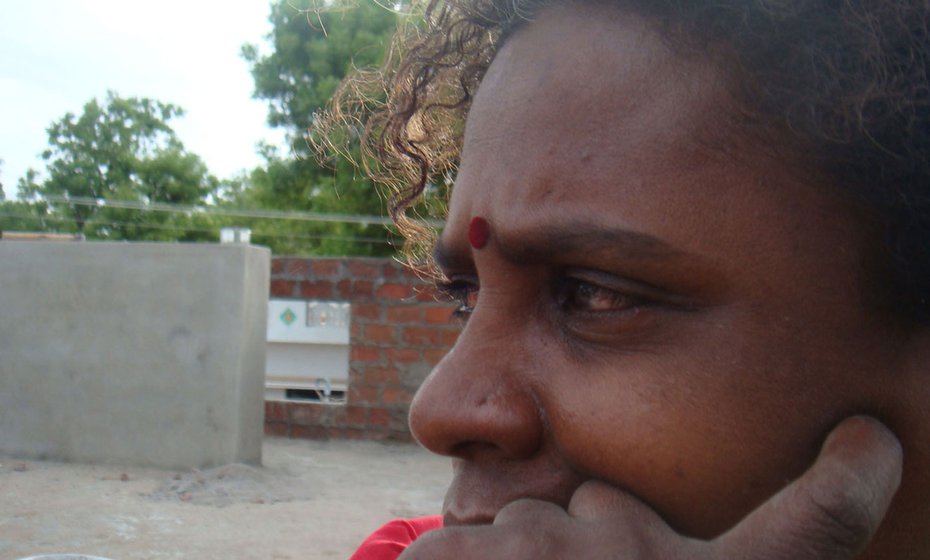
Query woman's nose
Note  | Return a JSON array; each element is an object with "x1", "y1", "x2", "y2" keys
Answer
[{"x1": 408, "y1": 320, "x2": 543, "y2": 460}]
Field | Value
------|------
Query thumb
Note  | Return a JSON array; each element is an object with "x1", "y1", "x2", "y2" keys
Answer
[{"x1": 715, "y1": 416, "x2": 902, "y2": 560}]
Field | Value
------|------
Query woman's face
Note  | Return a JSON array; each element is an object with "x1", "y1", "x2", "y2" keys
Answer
[{"x1": 408, "y1": 3, "x2": 906, "y2": 539}]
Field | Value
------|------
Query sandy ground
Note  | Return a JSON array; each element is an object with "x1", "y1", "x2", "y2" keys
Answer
[{"x1": 0, "y1": 438, "x2": 451, "y2": 560}]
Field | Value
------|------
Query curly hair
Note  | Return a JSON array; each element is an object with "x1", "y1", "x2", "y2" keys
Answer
[{"x1": 319, "y1": 0, "x2": 930, "y2": 321}]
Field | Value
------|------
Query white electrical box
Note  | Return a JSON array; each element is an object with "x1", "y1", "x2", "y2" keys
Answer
[{"x1": 265, "y1": 299, "x2": 351, "y2": 402}]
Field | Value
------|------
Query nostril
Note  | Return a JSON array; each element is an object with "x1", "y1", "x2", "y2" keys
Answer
[
  {"x1": 410, "y1": 380, "x2": 544, "y2": 460},
  {"x1": 409, "y1": 330, "x2": 543, "y2": 461},
  {"x1": 449, "y1": 440, "x2": 486, "y2": 459}
]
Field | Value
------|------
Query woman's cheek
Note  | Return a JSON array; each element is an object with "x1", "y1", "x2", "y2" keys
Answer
[{"x1": 541, "y1": 345, "x2": 828, "y2": 538}]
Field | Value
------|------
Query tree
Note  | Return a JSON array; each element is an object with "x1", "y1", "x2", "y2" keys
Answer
[
  {"x1": 0, "y1": 169, "x2": 48, "y2": 234},
  {"x1": 17, "y1": 92, "x2": 218, "y2": 240},
  {"x1": 221, "y1": 143, "x2": 394, "y2": 255},
  {"x1": 238, "y1": 0, "x2": 401, "y2": 256},
  {"x1": 243, "y1": 1, "x2": 399, "y2": 142}
]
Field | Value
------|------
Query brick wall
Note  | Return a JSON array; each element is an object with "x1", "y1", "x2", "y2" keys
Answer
[{"x1": 263, "y1": 257, "x2": 461, "y2": 441}]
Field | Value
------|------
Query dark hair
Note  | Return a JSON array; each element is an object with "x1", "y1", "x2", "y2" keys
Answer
[{"x1": 320, "y1": 0, "x2": 930, "y2": 320}]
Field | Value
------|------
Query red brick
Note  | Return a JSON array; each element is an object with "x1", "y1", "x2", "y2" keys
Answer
[
  {"x1": 364, "y1": 324, "x2": 395, "y2": 344},
  {"x1": 345, "y1": 405, "x2": 369, "y2": 427},
  {"x1": 389, "y1": 408, "x2": 411, "y2": 431},
  {"x1": 300, "y1": 281, "x2": 335, "y2": 299},
  {"x1": 387, "y1": 431, "x2": 415, "y2": 443},
  {"x1": 264, "y1": 401, "x2": 288, "y2": 422},
  {"x1": 383, "y1": 387, "x2": 415, "y2": 405},
  {"x1": 337, "y1": 427, "x2": 368, "y2": 440},
  {"x1": 352, "y1": 301, "x2": 381, "y2": 321},
  {"x1": 329, "y1": 405, "x2": 347, "y2": 423},
  {"x1": 402, "y1": 326, "x2": 440, "y2": 346},
  {"x1": 291, "y1": 425, "x2": 329, "y2": 440},
  {"x1": 365, "y1": 367, "x2": 400, "y2": 385},
  {"x1": 311, "y1": 259, "x2": 342, "y2": 278},
  {"x1": 336, "y1": 279, "x2": 353, "y2": 299},
  {"x1": 425, "y1": 306, "x2": 455, "y2": 324},
  {"x1": 352, "y1": 303, "x2": 380, "y2": 320},
  {"x1": 376, "y1": 283, "x2": 415, "y2": 300},
  {"x1": 387, "y1": 348, "x2": 422, "y2": 364},
  {"x1": 397, "y1": 267, "x2": 419, "y2": 281},
  {"x1": 415, "y1": 286, "x2": 441, "y2": 302},
  {"x1": 369, "y1": 407, "x2": 392, "y2": 427},
  {"x1": 351, "y1": 345, "x2": 381, "y2": 362},
  {"x1": 440, "y1": 330, "x2": 461, "y2": 346},
  {"x1": 351, "y1": 280, "x2": 375, "y2": 298},
  {"x1": 271, "y1": 259, "x2": 285, "y2": 275},
  {"x1": 347, "y1": 367, "x2": 366, "y2": 384},
  {"x1": 290, "y1": 403, "x2": 329, "y2": 425},
  {"x1": 348, "y1": 385, "x2": 379, "y2": 404},
  {"x1": 264, "y1": 422, "x2": 289, "y2": 437},
  {"x1": 351, "y1": 322, "x2": 364, "y2": 339},
  {"x1": 270, "y1": 279, "x2": 297, "y2": 297},
  {"x1": 347, "y1": 261, "x2": 381, "y2": 278},
  {"x1": 366, "y1": 429, "x2": 392, "y2": 441},
  {"x1": 386, "y1": 306, "x2": 422, "y2": 324},
  {"x1": 424, "y1": 348, "x2": 451, "y2": 365},
  {"x1": 285, "y1": 259, "x2": 311, "y2": 277}
]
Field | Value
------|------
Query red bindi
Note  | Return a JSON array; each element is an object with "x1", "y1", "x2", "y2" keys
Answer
[{"x1": 468, "y1": 216, "x2": 490, "y2": 249}]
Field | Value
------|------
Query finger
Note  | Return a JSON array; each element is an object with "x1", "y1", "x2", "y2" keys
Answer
[
  {"x1": 494, "y1": 496, "x2": 568, "y2": 525},
  {"x1": 400, "y1": 518, "x2": 576, "y2": 560},
  {"x1": 568, "y1": 479, "x2": 694, "y2": 557},
  {"x1": 398, "y1": 525, "x2": 490, "y2": 560},
  {"x1": 568, "y1": 479, "x2": 665, "y2": 526},
  {"x1": 716, "y1": 416, "x2": 903, "y2": 560},
  {"x1": 400, "y1": 500, "x2": 571, "y2": 560}
]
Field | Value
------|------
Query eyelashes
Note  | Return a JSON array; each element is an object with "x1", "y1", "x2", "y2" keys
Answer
[
  {"x1": 435, "y1": 274, "x2": 644, "y2": 321},
  {"x1": 435, "y1": 278, "x2": 480, "y2": 318},
  {"x1": 555, "y1": 277, "x2": 641, "y2": 314}
]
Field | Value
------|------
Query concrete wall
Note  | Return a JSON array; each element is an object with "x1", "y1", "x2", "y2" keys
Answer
[
  {"x1": 0, "y1": 242, "x2": 270, "y2": 469},
  {"x1": 264, "y1": 257, "x2": 461, "y2": 441}
]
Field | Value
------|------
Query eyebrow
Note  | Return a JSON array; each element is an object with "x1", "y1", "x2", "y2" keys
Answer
[{"x1": 434, "y1": 223, "x2": 686, "y2": 270}]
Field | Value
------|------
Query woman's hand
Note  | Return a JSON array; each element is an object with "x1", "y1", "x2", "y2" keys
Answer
[{"x1": 399, "y1": 416, "x2": 902, "y2": 559}]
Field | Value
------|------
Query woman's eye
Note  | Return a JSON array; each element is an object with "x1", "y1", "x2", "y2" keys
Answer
[
  {"x1": 436, "y1": 278, "x2": 479, "y2": 318},
  {"x1": 557, "y1": 277, "x2": 637, "y2": 313}
]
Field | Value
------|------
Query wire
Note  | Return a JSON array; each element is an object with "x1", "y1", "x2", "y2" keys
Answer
[
  {"x1": 37, "y1": 195, "x2": 445, "y2": 227},
  {"x1": 0, "y1": 212, "x2": 397, "y2": 245}
]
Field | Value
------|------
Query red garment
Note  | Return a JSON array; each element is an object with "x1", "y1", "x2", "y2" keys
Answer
[{"x1": 349, "y1": 516, "x2": 444, "y2": 560}]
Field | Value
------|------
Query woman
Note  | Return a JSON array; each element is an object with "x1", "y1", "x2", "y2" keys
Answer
[{"x1": 331, "y1": 0, "x2": 930, "y2": 557}]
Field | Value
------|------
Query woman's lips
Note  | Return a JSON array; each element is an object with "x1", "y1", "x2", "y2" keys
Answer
[
  {"x1": 441, "y1": 460, "x2": 584, "y2": 526},
  {"x1": 443, "y1": 509, "x2": 496, "y2": 527}
]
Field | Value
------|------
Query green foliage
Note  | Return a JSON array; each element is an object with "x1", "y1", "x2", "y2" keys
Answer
[
  {"x1": 243, "y1": 1, "x2": 399, "y2": 143},
  {"x1": 219, "y1": 146, "x2": 398, "y2": 256},
  {"x1": 0, "y1": 198, "x2": 50, "y2": 234},
  {"x1": 9, "y1": 92, "x2": 218, "y2": 240},
  {"x1": 0, "y1": 170, "x2": 49, "y2": 233},
  {"x1": 2, "y1": 3, "x2": 406, "y2": 253},
  {"x1": 238, "y1": 0, "x2": 400, "y2": 256}
]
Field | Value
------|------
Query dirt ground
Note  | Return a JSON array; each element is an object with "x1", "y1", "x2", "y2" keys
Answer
[{"x1": 0, "y1": 438, "x2": 451, "y2": 560}]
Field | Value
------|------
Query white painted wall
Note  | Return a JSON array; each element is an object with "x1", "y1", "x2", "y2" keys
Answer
[{"x1": 0, "y1": 241, "x2": 270, "y2": 469}]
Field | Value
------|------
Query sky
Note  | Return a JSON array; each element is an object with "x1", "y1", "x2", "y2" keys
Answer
[{"x1": 0, "y1": 1, "x2": 288, "y2": 193}]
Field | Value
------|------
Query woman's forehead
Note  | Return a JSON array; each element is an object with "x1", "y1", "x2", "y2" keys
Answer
[
  {"x1": 442, "y1": 3, "x2": 870, "y2": 298},
  {"x1": 449, "y1": 5, "x2": 738, "y2": 235}
]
